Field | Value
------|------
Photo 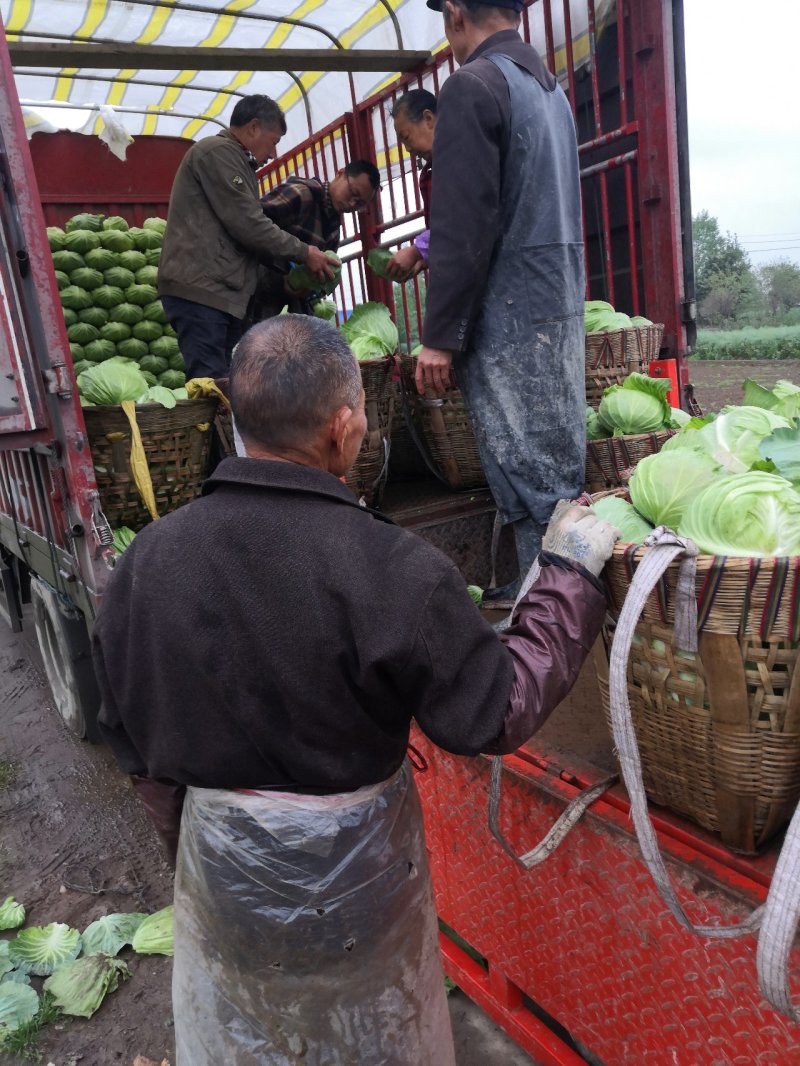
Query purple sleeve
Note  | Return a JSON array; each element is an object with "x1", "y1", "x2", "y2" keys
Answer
[{"x1": 414, "y1": 229, "x2": 430, "y2": 263}]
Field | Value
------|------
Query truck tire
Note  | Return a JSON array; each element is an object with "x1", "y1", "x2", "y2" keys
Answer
[{"x1": 30, "y1": 577, "x2": 101, "y2": 741}]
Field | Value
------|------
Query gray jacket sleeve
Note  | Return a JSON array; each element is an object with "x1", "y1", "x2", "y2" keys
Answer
[
  {"x1": 422, "y1": 68, "x2": 505, "y2": 352},
  {"x1": 194, "y1": 142, "x2": 310, "y2": 265}
]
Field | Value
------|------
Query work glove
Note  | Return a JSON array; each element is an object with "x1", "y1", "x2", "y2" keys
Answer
[{"x1": 542, "y1": 500, "x2": 620, "y2": 578}]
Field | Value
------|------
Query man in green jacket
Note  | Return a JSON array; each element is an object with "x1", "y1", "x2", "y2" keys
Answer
[{"x1": 158, "y1": 95, "x2": 336, "y2": 379}]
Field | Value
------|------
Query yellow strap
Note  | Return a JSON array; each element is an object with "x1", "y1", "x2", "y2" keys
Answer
[
  {"x1": 120, "y1": 400, "x2": 159, "y2": 521},
  {"x1": 186, "y1": 377, "x2": 231, "y2": 409}
]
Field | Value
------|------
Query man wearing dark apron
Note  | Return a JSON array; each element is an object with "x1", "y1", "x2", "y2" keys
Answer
[{"x1": 419, "y1": 0, "x2": 586, "y2": 603}]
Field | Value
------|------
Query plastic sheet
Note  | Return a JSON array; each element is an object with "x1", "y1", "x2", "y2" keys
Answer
[{"x1": 173, "y1": 765, "x2": 455, "y2": 1066}]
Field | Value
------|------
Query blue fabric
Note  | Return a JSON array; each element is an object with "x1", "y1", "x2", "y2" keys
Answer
[
  {"x1": 161, "y1": 294, "x2": 243, "y2": 380},
  {"x1": 456, "y1": 53, "x2": 586, "y2": 526}
]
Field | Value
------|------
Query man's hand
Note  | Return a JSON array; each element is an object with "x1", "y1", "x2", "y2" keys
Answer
[
  {"x1": 305, "y1": 245, "x2": 339, "y2": 282},
  {"x1": 415, "y1": 347, "x2": 454, "y2": 396},
  {"x1": 542, "y1": 501, "x2": 620, "y2": 578},
  {"x1": 386, "y1": 245, "x2": 423, "y2": 281}
]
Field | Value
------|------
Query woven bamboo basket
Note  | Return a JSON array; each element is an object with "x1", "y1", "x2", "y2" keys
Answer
[
  {"x1": 83, "y1": 398, "x2": 218, "y2": 531},
  {"x1": 398, "y1": 354, "x2": 486, "y2": 491},
  {"x1": 388, "y1": 378, "x2": 428, "y2": 480},
  {"x1": 585, "y1": 323, "x2": 664, "y2": 409},
  {"x1": 591, "y1": 492, "x2": 800, "y2": 853},
  {"x1": 345, "y1": 356, "x2": 394, "y2": 508},
  {"x1": 585, "y1": 429, "x2": 675, "y2": 493}
]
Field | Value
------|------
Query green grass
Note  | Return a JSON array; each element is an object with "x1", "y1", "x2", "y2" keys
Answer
[
  {"x1": 0, "y1": 992, "x2": 63, "y2": 1063},
  {"x1": 692, "y1": 325, "x2": 800, "y2": 360}
]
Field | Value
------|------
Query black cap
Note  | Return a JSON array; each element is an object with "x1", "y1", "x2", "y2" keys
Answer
[{"x1": 427, "y1": 0, "x2": 524, "y2": 10}]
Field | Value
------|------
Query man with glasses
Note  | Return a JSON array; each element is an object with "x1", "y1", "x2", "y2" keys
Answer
[{"x1": 251, "y1": 160, "x2": 381, "y2": 319}]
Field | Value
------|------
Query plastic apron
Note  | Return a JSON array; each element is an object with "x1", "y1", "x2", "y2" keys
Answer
[
  {"x1": 456, "y1": 54, "x2": 586, "y2": 529},
  {"x1": 172, "y1": 764, "x2": 455, "y2": 1066}
]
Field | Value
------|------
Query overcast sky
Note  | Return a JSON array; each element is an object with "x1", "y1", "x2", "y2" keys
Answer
[{"x1": 684, "y1": 0, "x2": 800, "y2": 270}]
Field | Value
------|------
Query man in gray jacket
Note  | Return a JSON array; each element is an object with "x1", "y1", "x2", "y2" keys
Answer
[
  {"x1": 158, "y1": 94, "x2": 335, "y2": 379},
  {"x1": 418, "y1": 1, "x2": 586, "y2": 605}
]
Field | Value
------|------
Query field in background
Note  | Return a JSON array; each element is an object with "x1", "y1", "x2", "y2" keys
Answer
[
  {"x1": 694, "y1": 326, "x2": 800, "y2": 361},
  {"x1": 687, "y1": 358, "x2": 800, "y2": 413}
]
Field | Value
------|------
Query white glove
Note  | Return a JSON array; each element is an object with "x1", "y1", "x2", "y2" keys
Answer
[{"x1": 542, "y1": 501, "x2": 620, "y2": 577}]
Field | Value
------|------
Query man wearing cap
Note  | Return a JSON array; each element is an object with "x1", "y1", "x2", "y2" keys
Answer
[{"x1": 417, "y1": 0, "x2": 586, "y2": 606}]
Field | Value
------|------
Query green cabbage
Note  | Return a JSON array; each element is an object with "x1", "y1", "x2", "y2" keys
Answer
[
  {"x1": 62, "y1": 307, "x2": 78, "y2": 326},
  {"x1": 144, "y1": 246, "x2": 162, "y2": 267},
  {"x1": 54, "y1": 270, "x2": 70, "y2": 291},
  {"x1": 586, "y1": 407, "x2": 607, "y2": 441},
  {"x1": 143, "y1": 300, "x2": 168, "y2": 325},
  {"x1": 93, "y1": 284, "x2": 126, "y2": 310},
  {"x1": 118, "y1": 249, "x2": 147, "y2": 273},
  {"x1": 70, "y1": 267, "x2": 104, "y2": 291},
  {"x1": 79, "y1": 306, "x2": 109, "y2": 328},
  {"x1": 8, "y1": 923, "x2": 81, "y2": 976},
  {"x1": 597, "y1": 373, "x2": 671, "y2": 435},
  {"x1": 66, "y1": 212, "x2": 104, "y2": 233},
  {"x1": 64, "y1": 229, "x2": 101, "y2": 255},
  {"x1": 164, "y1": 324, "x2": 177, "y2": 339},
  {"x1": 67, "y1": 322, "x2": 100, "y2": 345},
  {"x1": 669, "y1": 407, "x2": 691, "y2": 428},
  {"x1": 131, "y1": 905, "x2": 174, "y2": 956},
  {"x1": 467, "y1": 585, "x2": 483, "y2": 607},
  {"x1": 142, "y1": 216, "x2": 167, "y2": 236},
  {"x1": 366, "y1": 247, "x2": 393, "y2": 279},
  {"x1": 72, "y1": 359, "x2": 92, "y2": 376},
  {"x1": 102, "y1": 215, "x2": 129, "y2": 232},
  {"x1": 286, "y1": 250, "x2": 341, "y2": 296},
  {"x1": 630, "y1": 315, "x2": 654, "y2": 326},
  {"x1": 77, "y1": 360, "x2": 149, "y2": 405},
  {"x1": 742, "y1": 378, "x2": 800, "y2": 420},
  {"x1": 84, "y1": 339, "x2": 117, "y2": 363},
  {"x1": 134, "y1": 265, "x2": 159, "y2": 288},
  {"x1": 43, "y1": 955, "x2": 130, "y2": 1019},
  {"x1": 130, "y1": 226, "x2": 163, "y2": 251},
  {"x1": 0, "y1": 983, "x2": 39, "y2": 1034},
  {"x1": 47, "y1": 226, "x2": 66, "y2": 252},
  {"x1": 141, "y1": 370, "x2": 158, "y2": 387},
  {"x1": 172, "y1": 387, "x2": 189, "y2": 400},
  {"x1": 679, "y1": 472, "x2": 800, "y2": 557},
  {"x1": 69, "y1": 345, "x2": 86, "y2": 364},
  {"x1": 139, "y1": 354, "x2": 168, "y2": 377},
  {"x1": 52, "y1": 250, "x2": 84, "y2": 275},
  {"x1": 99, "y1": 229, "x2": 134, "y2": 254},
  {"x1": 158, "y1": 370, "x2": 186, "y2": 389},
  {"x1": 592, "y1": 496, "x2": 654, "y2": 544},
  {"x1": 80, "y1": 912, "x2": 145, "y2": 955},
  {"x1": 167, "y1": 350, "x2": 186, "y2": 372},
  {"x1": 104, "y1": 266, "x2": 135, "y2": 290},
  {"x1": 138, "y1": 385, "x2": 176, "y2": 409},
  {"x1": 584, "y1": 300, "x2": 615, "y2": 332},
  {"x1": 629, "y1": 449, "x2": 719, "y2": 531},
  {"x1": 100, "y1": 321, "x2": 131, "y2": 344},
  {"x1": 0, "y1": 897, "x2": 25, "y2": 931},
  {"x1": 695, "y1": 406, "x2": 792, "y2": 474},
  {"x1": 110, "y1": 302, "x2": 144, "y2": 326},
  {"x1": 125, "y1": 283, "x2": 158, "y2": 307},
  {"x1": 340, "y1": 302, "x2": 398, "y2": 361},
  {"x1": 149, "y1": 335, "x2": 179, "y2": 361},
  {"x1": 311, "y1": 299, "x2": 337, "y2": 321},
  {"x1": 116, "y1": 337, "x2": 149, "y2": 361},
  {"x1": 84, "y1": 247, "x2": 118, "y2": 272},
  {"x1": 759, "y1": 425, "x2": 800, "y2": 488},
  {"x1": 132, "y1": 319, "x2": 163, "y2": 343}
]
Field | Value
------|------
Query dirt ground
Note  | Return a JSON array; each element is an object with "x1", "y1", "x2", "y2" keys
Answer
[
  {"x1": 0, "y1": 620, "x2": 537, "y2": 1066},
  {"x1": 687, "y1": 357, "x2": 800, "y2": 413}
]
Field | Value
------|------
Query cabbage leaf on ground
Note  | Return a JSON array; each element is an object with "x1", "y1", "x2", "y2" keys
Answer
[
  {"x1": 0, "y1": 897, "x2": 25, "y2": 931},
  {"x1": 0, "y1": 982, "x2": 39, "y2": 1035},
  {"x1": 8, "y1": 923, "x2": 81, "y2": 976},
  {"x1": 44, "y1": 955, "x2": 130, "y2": 1018},
  {"x1": 131, "y1": 905, "x2": 174, "y2": 956}
]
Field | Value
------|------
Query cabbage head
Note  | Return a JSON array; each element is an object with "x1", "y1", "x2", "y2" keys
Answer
[
  {"x1": 159, "y1": 370, "x2": 186, "y2": 389},
  {"x1": 592, "y1": 496, "x2": 654, "y2": 544},
  {"x1": 669, "y1": 407, "x2": 691, "y2": 428},
  {"x1": 149, "y1": 335, "x2": 179, "y2": 361},
  {"x1": 287, "y1": 250, "x2": 341, "y2": 296},
  {"x1": 84, "y1": 247, "x2": 118, "y2": 273},
  {"x1": 584, "y1": 300, "x2": 615, "y2": 332},
  {"x1": 47, "y1": 226, "x2": 66, "y2": 252},
  {"x1": 0, "y1": 897, "x2": 25, "y2": 931},
  {"x1": 54, "y1": 270, "x2": 70, "y2": 291},
  {"x1": 340, "y1": 302, "x2": 398, "y2": 361},
  {"x1": 116, "y1": 338, "x2": 149, "y2": 361},
  {"x1": 78, "y1": 359, "x2": 149, "y2": 405},
  {"x1": 64, "y1": 229, "x2": 101, "y2": 256},
  {"x1": 144, "y1": 246, "x2": 162, "y2": 267},
  {"x1": 629, "y1": 449, "x2": 719, "y2": 531},
  {"x1": 141, "y1": 370, "x2": 158, "y2": 387},
  {"x1": 93, "y1": 284, "x2": 126, "y2": 310},
  {"x1": 118, "y1": 249, "x2": 147, "y2": 273},
  {"x1": 140, "y1": 354, "x2": 168, "y2": 377},
  {"x1": 68, "y1": 322, "x2": 100, "y2": 345},
  {"x1": 679, "y1": 472, "x2": 800, "y2": 557},
  {"x1": 62, "y1": 307, "x2": 78, "y2": 327},
  {"x1": 142, "y1": 216, "x2": 167, "y2": 236},
  {"x1": 100, "y1": 321, "x2": 131, "y2": 344},
  {"x1": 135, "y1": 265, "x2": 159, "y2": 288},
  {"x1": 104, "y1": 266, "x2": 135, "y2": 291},
  {"x1": 742, "y1": 377, "x2": 800, "y2": 421},
  {"x1": 586, "y1": 407, "x2": 607, "y2": 441},
  {"x1": 52, "y1": 250, "x2": 84, "y2": 275},
  {"x1": 597, "y1": 373, "x2": 671, "y2": 435},
  {"x1": 99, "y1": 228, "x2": 134, "y2": 254},
  {"x1": 630, "y1": 315, "x2": 653, "y2": 327},
  {"x1": 130, "y1": 226, "x2": 163, "y2": 251},
  {"x1": 110, "y1": 302, "x2": 144, "y2": 326},
  {"x1": 84, "y1": 339, "x2": 117, "y2": 363},
  {"x1": 167, "y1": 350, "x2": 185, "y2": 372},
  {"x1": 78, "y1": 306, "x2": 109, "y2": 328},
  {"x1": 70, "y1": 267, "x2": 104, "y2": 292},
  {"x1": 102, "y1": 215, "x2": 129, "y2": 232},
  {"x1": 132, "y1": 319, "x2": 163, "y2": 343},
  {"x1": 69, "y1": 343, "x2": 85, "y2": 364},
  {"x1": 66, "y1": 212, "x2": 104, "y2": 233},
  {"x1": 143, "y1": 300, "x2": 168, "y2": 325},
  {"x1": 125, "y1": 283, "x2": 158, "y2": 307},
  {"x1": 312, "y1": 299, "x2": 337, "y2": 321},
  {"x1": 366, "y1": 248, "x2": 393, "y2": 279},
  {"x1": 696, "y1": 405, "x2": 792, "y2": 474},
  {"x1": 73, "y1": 359, "x2": 92, "y2": 376}
]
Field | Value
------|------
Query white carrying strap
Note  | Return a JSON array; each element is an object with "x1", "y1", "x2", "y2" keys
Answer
[
  {"x1": 608, "y1": 527, "x2": 763, "y2": 939},
  {"x1": 757, "y1": 791, "x2": 800, "y2": 1020}
]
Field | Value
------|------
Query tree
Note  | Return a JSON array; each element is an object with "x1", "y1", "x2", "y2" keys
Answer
[
  {"x1": 758, "y1": 259, "x2": 800, "y2": 318},
  {"x1": 692, "y1": 211, "x2": 760, "y2": 325}
]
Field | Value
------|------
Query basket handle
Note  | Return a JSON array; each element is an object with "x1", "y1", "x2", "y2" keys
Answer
[
  {"x1": 608, "y1": 527, "x2": 763, "y2": 939},
  {"x1": 757, "y1": 793, "x2": 800, "y2": 1021},
  {"x1": 120, "y1": 401, "x2": 159, "y2": 522}
]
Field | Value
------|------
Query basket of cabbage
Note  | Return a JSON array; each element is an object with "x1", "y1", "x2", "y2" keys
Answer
[
  {"x1": 584, "y1": 373, "x2": 688, "y2": 491},
  {"x1": 584, "y1": 301, "x2": 664, "y2": 408},
  {"x1": 50, "y1": 212, "x2": 186, "y2": 392},
  {"x1": 589, "y1": 379, "x2": 800, "y2": 853},
  {"x1": 77, "y1": 358, "x2": 218, "y2": 531}
]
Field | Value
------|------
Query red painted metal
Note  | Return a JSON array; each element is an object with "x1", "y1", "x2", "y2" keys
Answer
[
  {"x1": 414, "y1": 732, "x2": 800, "y2": 1065},
  {"x1": 29, "y1": 130, "x2": 190, "y2": 227}
]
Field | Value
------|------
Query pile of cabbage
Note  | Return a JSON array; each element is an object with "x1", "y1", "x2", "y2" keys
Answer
[
  {"x1": 586, "y1": 373, "x2": 689, "y2": 438},
  {"x1": 585, "y1": 299, "x2": 653, "y2": 334},
  {"x1": 593, "y1": 379, "x2": 800, "y2": 557},
  {"x1": 48, "y1": 212, "x2": 186, "y2": 391},
  {"x1": 0, "y1": 895, "x2": 172, "y2": 1040}
]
